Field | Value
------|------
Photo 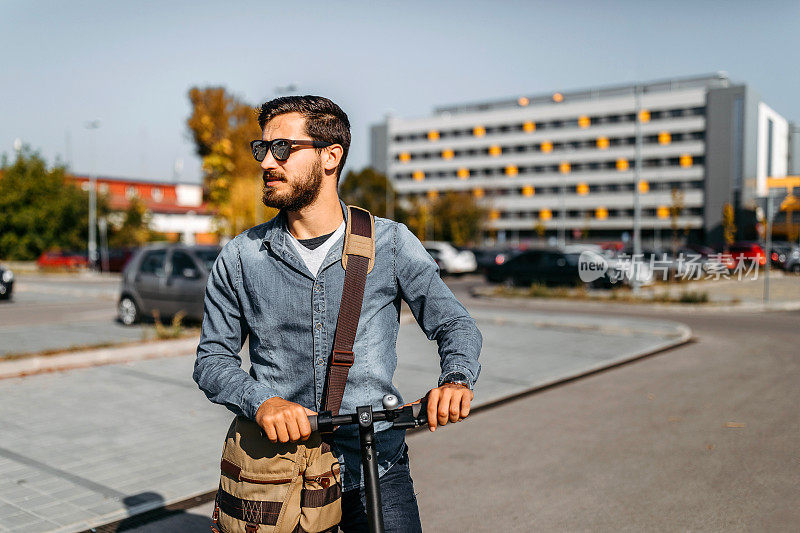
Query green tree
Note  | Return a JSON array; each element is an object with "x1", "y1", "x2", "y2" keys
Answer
[
  {"x1": 108, "y1": 197, "x2": 155, "y2": 247},
  {"x1": 338, "y1": 167, "x2": 396, "y2": 218},
  {"x1": 722, "y1": 202, "x2": 736, "y2": 250},
  {"x1": 403, "y1": 191, "x2": 487, "y2": 245},
  {"x1": 670, "y1": 187, "x2": 685, "y2": 256},
  {"x1": 0, "y1": 147, "x2": 95, "y2": 260},
  {"x1": 186, "y1": 86, "x2": 273, "y2": 237}
]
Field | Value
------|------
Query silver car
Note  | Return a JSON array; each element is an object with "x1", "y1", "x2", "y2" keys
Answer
[{"x1": 117, "y1": 244, "x2": 220, "y2": 325}]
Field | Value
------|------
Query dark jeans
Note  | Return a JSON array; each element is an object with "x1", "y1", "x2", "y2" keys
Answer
[{"x1": 338, "y1": 445, "x2": 423, "y2": 532}]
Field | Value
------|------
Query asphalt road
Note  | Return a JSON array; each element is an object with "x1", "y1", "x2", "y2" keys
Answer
[
  {"x1": 0, "y1": 273, "x2": 154, "y2": 357},
  {"x1": 125, "y1": 278, "x2": 800, "y2": 532}
]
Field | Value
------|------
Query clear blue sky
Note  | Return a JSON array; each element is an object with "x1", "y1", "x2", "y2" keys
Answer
[{"x1": 2, "y1": 0, "x2": 798, "y2": 184}]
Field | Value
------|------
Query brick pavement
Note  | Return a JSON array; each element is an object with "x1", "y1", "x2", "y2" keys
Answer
[{"x1": 0, "y1": 308, "x2": 688, "y2": 532}]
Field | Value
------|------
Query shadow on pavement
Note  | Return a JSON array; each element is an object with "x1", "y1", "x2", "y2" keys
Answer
[{"x1": 84, "y1": 491, "x2": 215, "y2": 532}]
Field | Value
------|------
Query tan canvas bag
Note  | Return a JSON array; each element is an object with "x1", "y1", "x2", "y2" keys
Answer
[{"x1": 211, "y1": 206, "x2": 375, "y2": 533}]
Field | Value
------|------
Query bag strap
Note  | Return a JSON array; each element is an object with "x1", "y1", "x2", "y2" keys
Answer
[{"x1": 322, "y1": 205, "x2": 374, "y2": 416}]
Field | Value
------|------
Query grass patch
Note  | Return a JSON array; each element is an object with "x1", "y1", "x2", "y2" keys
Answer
[
  {"x1": 490, "y1": 283, "x2": 710, "y2": 305},
  {"x1": 153, "y1": 310, "x2": 187, "y2": 340}
]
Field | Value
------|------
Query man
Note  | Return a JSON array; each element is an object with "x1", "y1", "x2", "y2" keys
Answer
[{"x1": 194, "y1": 95, "x2": 482, "y2": 532}]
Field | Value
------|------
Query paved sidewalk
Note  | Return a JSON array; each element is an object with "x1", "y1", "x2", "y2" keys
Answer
[{"x1": 0, "y1": 309, "x2": 689, "y2": 532}]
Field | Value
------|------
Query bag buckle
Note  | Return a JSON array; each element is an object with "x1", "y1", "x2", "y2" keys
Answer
[{"x1": 331, "y1": 349, "x2": 354, "y2": 367}]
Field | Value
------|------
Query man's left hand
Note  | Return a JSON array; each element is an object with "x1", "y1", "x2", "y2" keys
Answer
[{"x1": 423, "y1": 383, "x2": 474, "y2": 432}]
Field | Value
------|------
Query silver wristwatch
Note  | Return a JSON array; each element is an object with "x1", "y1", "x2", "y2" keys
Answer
[{"x1": 440, "y1": 371, "x2": 471, "y2": 390}]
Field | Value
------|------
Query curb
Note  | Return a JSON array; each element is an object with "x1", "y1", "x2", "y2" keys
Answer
[
  {"x1": 0, "y1": 337, "x2": 199, "y2": 379},
  {"x1": 0, "y1": 313, "x2": 419, "y2": 380}
]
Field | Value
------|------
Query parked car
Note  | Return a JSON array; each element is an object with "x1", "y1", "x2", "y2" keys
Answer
[
  {"x1": 726, "y1": 242, "x2": 766, "y2": 269},
  {"x1": 782, "y1": 246, "x2": 800, "y2": 273},
  {"x1": 117, "y1": 244, "x2": 221, "y2": 325},
  {"x1": 101, "y1": 247, "x2": 137, "y2": 272},
  {"x1": 567, "y1": 244, "x2": 655, "y2": 286},
  {"x1": 487, "y1": 248, "x2": 576, "y2": 286},
  {"x1": 422, "y1": 241, "x2": 477, "y2": 275},
  {"x1": 36, "y1": 250, "x2": 89, "y2": 270},
  {"x1": 483, "y1": 247, "x2": 649, "y2": 287},
  {"x1": 0, "y1": 264, "x2": 14, "y2": 300},
  {"x1": 463, "y1": 246, "x2": 520, "y2": 275},
  {"x1": 769, "y1": 244, "x2": 794, "y2": 269}
]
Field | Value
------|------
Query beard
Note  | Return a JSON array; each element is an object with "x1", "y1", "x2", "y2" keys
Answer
[{"x1": 261, "y1": 158, "x2": 324, "y2": 211}]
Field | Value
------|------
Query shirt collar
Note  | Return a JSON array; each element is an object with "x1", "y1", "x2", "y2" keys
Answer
[{"x1": 261, "y1": 199, "x2": 350, "y2": 275}]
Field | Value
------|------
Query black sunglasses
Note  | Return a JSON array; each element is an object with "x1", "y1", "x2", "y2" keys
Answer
[{"x1": 250, "y1": 138, "x2": 332, "y2": 162}]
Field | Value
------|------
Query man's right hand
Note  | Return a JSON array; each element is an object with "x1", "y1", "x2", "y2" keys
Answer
[{"x1": 255, "y1": 397, "x2": 317, "y2": 443}]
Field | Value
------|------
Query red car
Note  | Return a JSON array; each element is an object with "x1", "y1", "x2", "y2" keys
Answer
[
  {"x1": 37, "y1": 250, "x2": 90, "y2": 270},
  {"x1": 725, "y1": 242, "x2": 766, "y2": 269}
]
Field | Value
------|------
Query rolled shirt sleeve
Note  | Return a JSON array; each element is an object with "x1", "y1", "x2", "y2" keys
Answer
[
  {"x1": 394, "y1": 223, "x2": 482, "y2": 388},
  {"x1": 193, "y1": 239, "x2": 279, "y2": 420}
]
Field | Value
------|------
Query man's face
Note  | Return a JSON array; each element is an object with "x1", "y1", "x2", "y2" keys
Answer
[{"x1": 260, "y1": 112, "x2": 325, "y2": 211}]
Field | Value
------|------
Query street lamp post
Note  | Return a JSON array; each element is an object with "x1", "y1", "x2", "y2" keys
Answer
[
  {"x1": 632, "y1": 86, "x2": 643, "y2": 294},
  {"x1": 85, "y1": 120, "x2": 101, "y2": 270},
  {"x1": 763, "y1": 189, "x2": 779, "y2": 304}
]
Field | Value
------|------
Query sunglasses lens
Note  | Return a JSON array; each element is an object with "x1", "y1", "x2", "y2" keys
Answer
[
  {"x1": 252, "y1": 141, "x2": 268, "y2": 162},
  {"x1": 272, "y1": 140, "x2": 291, "y2": 161}
]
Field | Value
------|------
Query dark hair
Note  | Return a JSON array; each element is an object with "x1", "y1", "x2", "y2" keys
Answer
[{"x1": 257, "y1": 95, "x2": 351, "y2": 179}]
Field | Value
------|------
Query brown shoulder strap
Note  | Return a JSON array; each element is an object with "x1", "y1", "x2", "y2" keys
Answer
[{"x1": 322, "y1": 205, "x2": 374, "y2": 416}]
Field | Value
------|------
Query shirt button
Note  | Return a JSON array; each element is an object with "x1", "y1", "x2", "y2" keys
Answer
[
  {"x1": 316, "y1": 323, "x2": 323, "y2": 330},
  {"x1": 318, "y1": 358, "x2": 324, "y2": 365}
]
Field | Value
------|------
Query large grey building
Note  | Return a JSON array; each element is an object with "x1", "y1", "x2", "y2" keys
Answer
[{"x1": 371, "y1": 73, "x2": 796, "y2": 245}]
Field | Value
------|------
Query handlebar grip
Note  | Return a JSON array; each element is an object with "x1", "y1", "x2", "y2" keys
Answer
[
  {"x1": 412, "y1": 400, "x2": 427, "y2": 424},
  {"x1": 308, "y1": 415, "x2": 318, "y2": 433}
]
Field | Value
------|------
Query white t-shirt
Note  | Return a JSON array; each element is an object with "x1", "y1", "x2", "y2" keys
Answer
[{"x1": 286, "y1": 222, "x2": 346, "y2": 278}]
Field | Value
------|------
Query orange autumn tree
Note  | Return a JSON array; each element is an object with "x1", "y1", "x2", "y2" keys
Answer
[{"x1": 186, "y1": 87, "x2": 276, "y2": 237}]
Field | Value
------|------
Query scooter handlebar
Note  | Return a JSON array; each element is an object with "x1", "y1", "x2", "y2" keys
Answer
[{"x1": 308, "y1": 399, "x2": 428, "y2": 434}]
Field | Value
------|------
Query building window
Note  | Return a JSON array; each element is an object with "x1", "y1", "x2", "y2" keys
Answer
[
  {"x1": 152, "y1": 188, "x2": 163, "y2": 202},
  {"x1": 126, "y1": 186, "x2": 137, "y2": 199}
]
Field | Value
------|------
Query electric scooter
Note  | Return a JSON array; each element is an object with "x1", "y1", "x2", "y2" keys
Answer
[{"x1": 309, "y1": 395, "x2": 428, "y2": 533}]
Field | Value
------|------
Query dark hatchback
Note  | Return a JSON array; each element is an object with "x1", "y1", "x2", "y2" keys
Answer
[
  {"x1": 118, "y1": 244, "x2": 221, "y2": 325},
  {"x1": 0, "y1": 264, "x2": 14, "y2": 300},
  {"x1": 486, "y1": 248, "x2": 585, "y2": 286}
]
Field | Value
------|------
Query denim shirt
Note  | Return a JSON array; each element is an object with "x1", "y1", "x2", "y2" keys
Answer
[{"x1": 193, "y1": 200, "x2": 482, "y2": 490}]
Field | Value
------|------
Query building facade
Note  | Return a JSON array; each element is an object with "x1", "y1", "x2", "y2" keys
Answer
[
  {"x1": 371, "y1": 73, "x2": 797, "y2": 246},
  {"x1": 70, "y1": 175, "x2": 217, "y2": 244}
]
